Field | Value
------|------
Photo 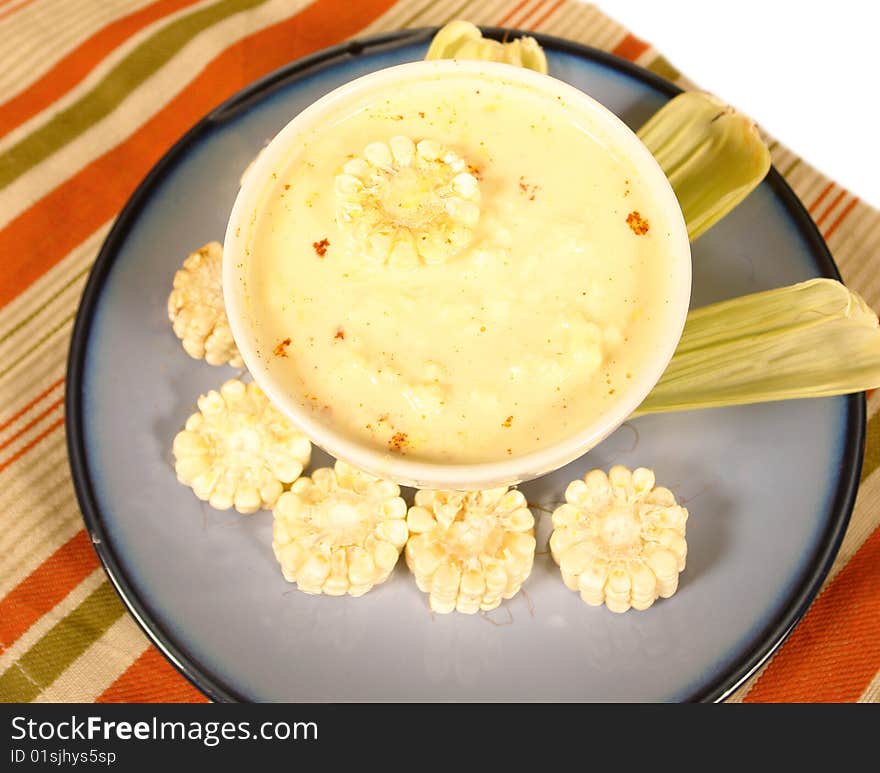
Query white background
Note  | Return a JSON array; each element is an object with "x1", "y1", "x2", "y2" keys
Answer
[{"x1": 591, "y1": 0, "x2": 880, "y2": 208}]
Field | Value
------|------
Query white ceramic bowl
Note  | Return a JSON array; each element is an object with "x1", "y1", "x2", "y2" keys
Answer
[{"x1": 224, "y1": 59, "x2": 691, "y2": 490}]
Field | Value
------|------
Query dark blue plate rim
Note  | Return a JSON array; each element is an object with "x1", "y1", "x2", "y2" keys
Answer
[{"x1": 65, "y1": 26, "x2": 865, "y2": 703}]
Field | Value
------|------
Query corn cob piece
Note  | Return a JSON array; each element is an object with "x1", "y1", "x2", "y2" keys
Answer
[
  {"x1": 172, "y1": 379, "x2": 311, "y2": 513},
  {"x1": 550, "y1": 466, "x2": 688, "y2": 613},
  {"x1": 406, "y1": 488, "x2": 536, "y2": 614},
  {"x1": 425, "y1": 20, "x2": 548, "y2": 74},
  {"x1": 335, "y1": 136, "x2": 481, "y2": 267},
  {"x1": 636, "y1": 278, "x2": 880, "y2": 416},
  {"x1": 425, "y1": 20, "x2": 482, "y2": 60},
  {"x1": 167, "y1": 242, "x2": 242, "y2": 367},
  {"x1": 637, "y1": 91, "x2": 771, "y2": 242},
  {"x1": 272, "y1": 461, "x2": 408, "y2": 596}
]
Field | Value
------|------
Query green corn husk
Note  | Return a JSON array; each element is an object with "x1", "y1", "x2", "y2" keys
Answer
[
  {"x1": 637, "y1": 91, "x2": 771, "y2": 241},
  {"x1": 425, "y1": 20, "x2": 548, "y2": 74},
  {"x1": 634, "y1": 279, "x2": 880, "y2": 416}
]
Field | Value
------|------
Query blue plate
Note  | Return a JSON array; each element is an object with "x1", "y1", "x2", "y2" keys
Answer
[{"x1": 66, "y1": 28, "x2": 864, "y2": 702}]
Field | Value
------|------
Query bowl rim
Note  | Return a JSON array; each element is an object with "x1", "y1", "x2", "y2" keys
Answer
[{"x1": 223, "y1": 58, "x2": 692, "y2": 489}]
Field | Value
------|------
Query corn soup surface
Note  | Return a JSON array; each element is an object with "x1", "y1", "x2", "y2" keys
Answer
[{"x1": 244, "y1": 71, "x2": 678, "y2": 463}]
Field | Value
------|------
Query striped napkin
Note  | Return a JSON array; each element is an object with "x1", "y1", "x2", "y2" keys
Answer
[{"x1": 0, "y1": 0, "x2": 877, "y2": 703}]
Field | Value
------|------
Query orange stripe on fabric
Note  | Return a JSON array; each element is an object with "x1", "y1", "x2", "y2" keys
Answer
[
  {"x1": 0, "y1": 0, "x2": 204, "y2": 137},
  {"x1": 0, "y1": 0, "x2": 397, "y2": 309},
  {"x1": 98, "y1": 647, "x2": 210, "y2": 703},
  {"x1": 808, "y1": 182, "x2": 835, "y2": 214},
  {"x1": 508, "y1": 0, "x2": 549, "y2": 29},
  {"x1": 823, "y1": 197, "x2": 860, "y2": 240},
  {"x1": 0, "y1": 0, "x2": 38, "y2": 23},
  {"x1": 0, "y1": 530, "x2": 98, "y2": 652},
  {"x1": 815, "y1": 190, "x2": 848, "y2": 228},
  {"x1": 0, "y1": 377, "x2": 63, "y2": 434},
  {"x1": 496, "y1": 0, "x2": 533, "y2": 27},
  {"x1": 0, "y1": 416, "x2": 63, "y2": 474},
  {"x1": 0, "y1": 396, "x2": 63, "y2": 454},
  {"x1": 525, "y1": 0, "x2": 565, "y2": 29},
  {"x1": 744, "y1": 525, "x2": 880, "y2": 702},
  {"x1": 612, "y1": 32, "x2": 649, "y2": 62}
]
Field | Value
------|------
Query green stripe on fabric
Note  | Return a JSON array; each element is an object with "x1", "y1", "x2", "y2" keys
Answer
[
  {"x1": 399, "y1": 0, "x2": 444, "y2": 27},
  {"x1": 782, "y1": 157, "x2": 802, "y2": 177},
  {"x1": 0, "y1": 499, "x2": 80, "y2": 591},
  {"x1": 0, "y1": 0, "x2": 271, "y2": 191},
  {"x1": 0, "y1": 663, "x2": 38, "y2": 702},
  {"x1": 861, "y1": 409, "x2": 880, "y2": 484},
  {"x1": 441, "y1": 0, "x2": 477, "y2": 25},
  {"x1": 0, "y1": 582, "x2": 124, "y2": 702},
  {"x1": 403, "y1": 0, "x2": 513, "y2": 33},
  {"x1": 0, "y1": 264, "x2": 91, "y2": 347},
  {"x1": 0, "y1": 312, "x2": 74, "y2": 381},
  {"x1": 646, "y1": 54, "x2": 680, "y2": 83}
]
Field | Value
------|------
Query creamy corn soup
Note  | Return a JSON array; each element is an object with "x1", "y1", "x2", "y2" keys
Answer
[{"x1": 243, "y1": 70, "x2": 679, "y2": 464}]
